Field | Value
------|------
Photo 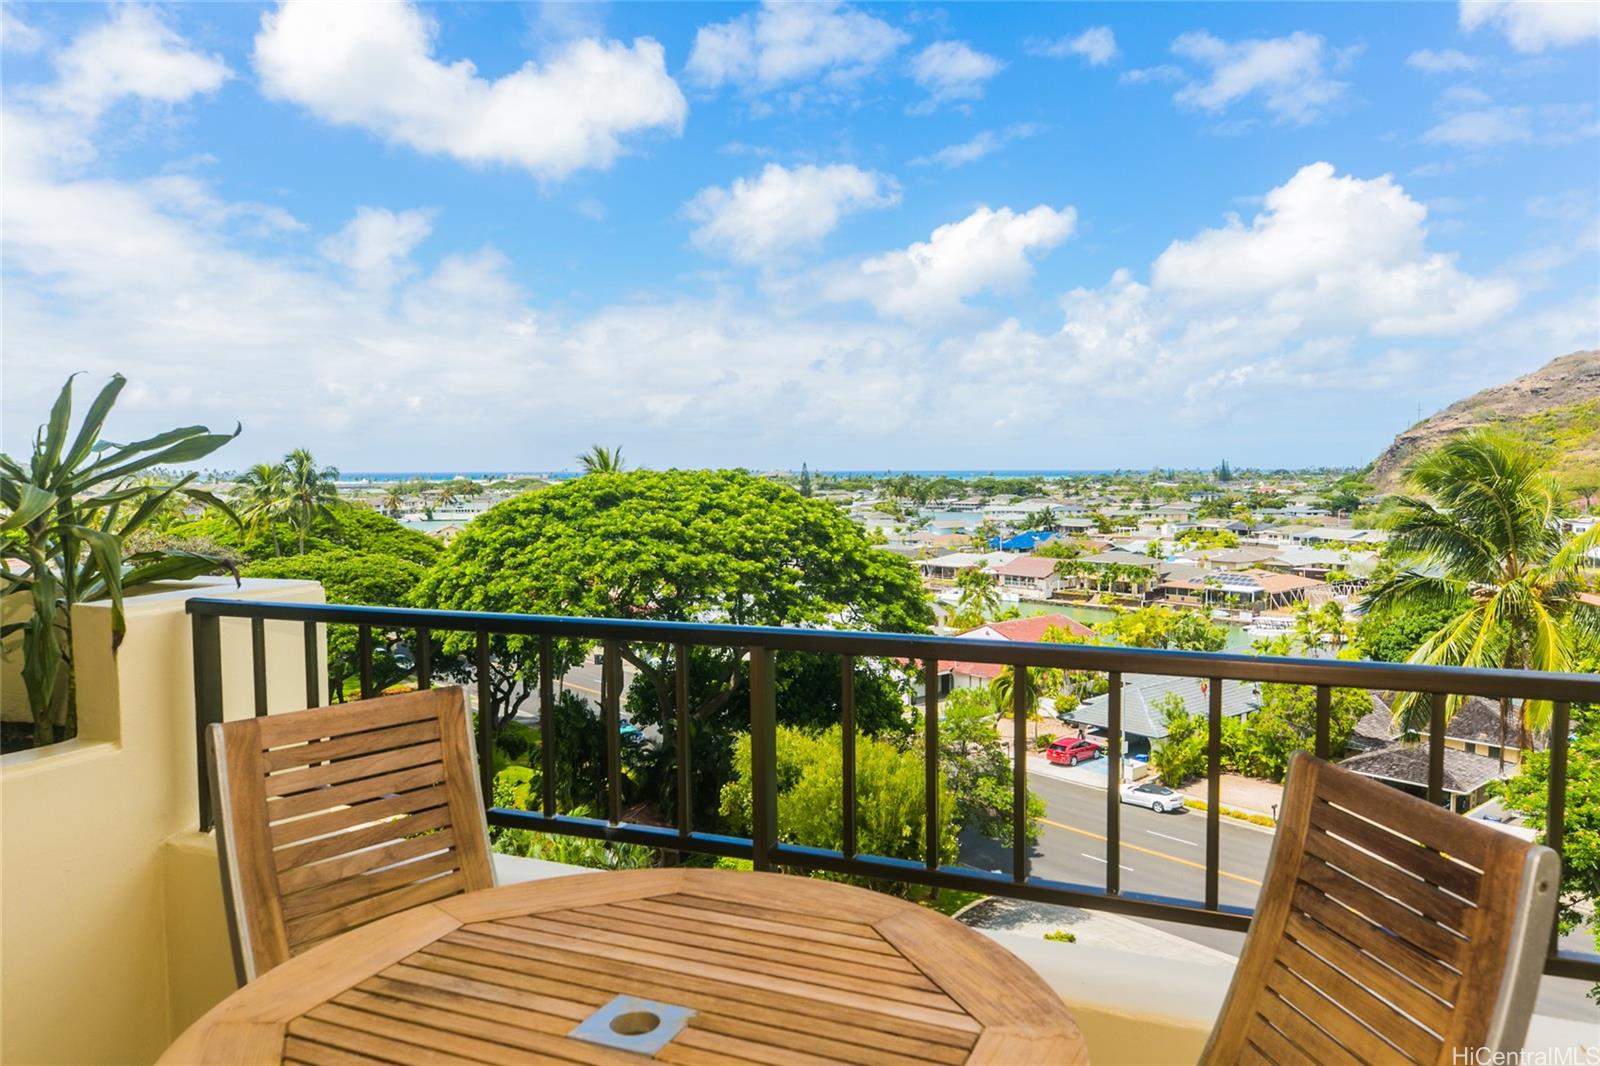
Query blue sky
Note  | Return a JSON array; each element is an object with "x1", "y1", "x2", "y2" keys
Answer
[{"x1": 2, "y1": 1, "x2": 1596, "y2": 472}]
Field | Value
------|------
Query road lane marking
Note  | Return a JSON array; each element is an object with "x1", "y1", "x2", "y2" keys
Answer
[
  {"x1": 1147, "y1": 830, "x2": 1197, "y2": 847},
  {"x1": 1039, "y1": 816, "x2": 1262, "y2": 887},
  {"x1": 1082, "y1": 853, "x2": 1134, "y2": 872}
]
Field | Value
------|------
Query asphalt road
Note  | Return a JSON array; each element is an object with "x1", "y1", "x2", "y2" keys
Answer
[{"x1": 960, "y1": 771, "x2": 1598, "y2": 1022}]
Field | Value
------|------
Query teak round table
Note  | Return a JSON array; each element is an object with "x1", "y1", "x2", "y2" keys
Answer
[{"x1": 162, "y1": 868, "x2": 1087, "y2": 1065}]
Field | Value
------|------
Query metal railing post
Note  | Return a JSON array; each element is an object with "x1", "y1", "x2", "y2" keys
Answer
[
  {"x1": 250, "y1": 618, "x2": 268, "y2": 717},
  {"x1": 192, "y1": 613, "x2": 223, "y2": 831},
  {"x1": 1013, "y1": 668, "x2": 1029, "y2": 882},
  {"x1": 540, "y1": 635, "x2": 555, "y2": 818},
  {"x1": 676, "y1": 644, "x2": 691, "y2": 839},
  {"x1": 1206, "y1": 678, "x2": 1222, "y2": 911},
  {"x1": 1106, "y1": 671, "x2": 1122, "y2": 894},
  {"x1": 1547, "y1": 701, "x2": 1570, "y2": 955},
  {"x1": 603, "y1": 641, "x2": 622, "y2": 826},
  {"x1": 476, "y1": 631, "x2": 493, "y2": 807},
  {"x1": 841, "y1": 654, "x2": 857, "y2": 860},
  {"x1": 749, "y1": 647, "x2": 777, "y2": 870},
  {"x1": 302, "y1": 621, "x2": 319, "y2": 707},
  {"x1": 1428, "y1": 691, "x2": 1447, "y2": 807},
  {"x1": 924, "y1": 660, "x2": 940, "y2": 872}
]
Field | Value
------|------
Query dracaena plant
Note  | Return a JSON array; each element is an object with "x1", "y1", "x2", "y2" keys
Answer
[{"x1": 1, "y1": 373, "x2": 242, "y2": 748}]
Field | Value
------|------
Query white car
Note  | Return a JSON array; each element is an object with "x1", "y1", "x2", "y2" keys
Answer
[{"x1": 1120, "y1": 782, "x2": 1187, "y2": 814}]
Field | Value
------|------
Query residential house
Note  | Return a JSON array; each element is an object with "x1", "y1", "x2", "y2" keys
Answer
[
  {"x1": 994, "y1": 554, "x2": 1064, "y2": 598},
  {"x1": 1066, "y1": 676, "x2": 1259, "y2": 756},
  {"x1": 920, "y1": 613, "x2": 1096, "y2": 695},
  {"x1": 917, "y1": 551, "x2": 1010, "y2": 582}
]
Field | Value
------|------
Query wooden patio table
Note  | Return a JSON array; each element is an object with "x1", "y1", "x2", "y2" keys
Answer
[{"x1": 161, "y1": 868, "x2": 1087, "y2": 1065}]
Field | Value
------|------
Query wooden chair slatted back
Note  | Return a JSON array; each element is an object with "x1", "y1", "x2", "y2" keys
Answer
[
  {"x1": 207, "y1": 686, "x2": 494, "y2": 982},
  {"x1": 1205, "y1": 752, "x2": 1558, "y2": 1065}
]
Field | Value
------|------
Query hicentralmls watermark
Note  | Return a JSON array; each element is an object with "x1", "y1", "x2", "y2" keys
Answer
[{"x1": 1453, "y1": 1048, "x2": 1600, "y2": 1066}]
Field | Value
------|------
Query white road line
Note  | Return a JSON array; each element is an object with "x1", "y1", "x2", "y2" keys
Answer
[
  {"x1": 1082, "y1": 853, "x2": 1135, "y2": 873},
  {"x1": 1147, "y1": 830, "x2": 1197, "y2": 847}
]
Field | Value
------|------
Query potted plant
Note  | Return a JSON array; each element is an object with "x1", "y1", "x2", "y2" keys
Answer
[{"x1": 1, "y1": 374, "x2": 241, "y2": 749}]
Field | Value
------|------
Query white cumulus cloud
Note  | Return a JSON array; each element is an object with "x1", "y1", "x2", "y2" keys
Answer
[
  {"x1": 1027, "y1": 27, "x2": 1118, "y2": 65},
  {"x1": 1150, "y1": 162, "x2": 1518, "y2": 334},
  {"x1": 909, "y1": 41, "x2": 1003, "y2": 108},
  {"x1": 1168, "y1": 30, "x2": 1350, "y2": 124},
  {"x1": 825, "y1": 205, "x2": 1076, "y2": 318},
  {"x1": 685, "y1": 163, "x2": 899, "y2": 264},
  {"x1": 1460, "y1": 0, "x2": 1600, "y2": 52},
  {"x1": 1406, "y1": 48, "x2": 1480, "y2": 73},
  {"x1": 910, "y1": 123, "x2": 1041, "y2": 168},
  {"x1": 36, "y1": 5, "x2": 229, "y2": 120},
  {"x1": 319, "y1": 207, "x2": 435, "y2": 288},
  {"x1": 253, "y1": 0, "x2": 685, "y2": 181},
  {"x1": 685, "y1": 1, "x2": 907, "y2": 91}
]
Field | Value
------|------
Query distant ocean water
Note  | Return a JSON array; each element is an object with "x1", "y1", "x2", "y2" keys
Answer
[{"x1": 341, "y1": 469, "x2": 1122, "y2": 481}]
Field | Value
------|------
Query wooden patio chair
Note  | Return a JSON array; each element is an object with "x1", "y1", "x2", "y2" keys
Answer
[
  {"x1": 206, "y1": 686, "x2": 495, "y2": 983},
  {"x1": 1204, "y1": 751, "x2": 1559, "y2": 1064}
]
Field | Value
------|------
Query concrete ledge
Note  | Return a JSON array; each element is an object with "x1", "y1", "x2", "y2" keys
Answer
[{"x1": 492, "y1": 851, "x2": 594, "y2": 883}]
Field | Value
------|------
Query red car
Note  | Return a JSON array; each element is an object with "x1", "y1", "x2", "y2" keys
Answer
[{"x1": 1046, "y1": 737, "x2": 1103, "y2": 767}]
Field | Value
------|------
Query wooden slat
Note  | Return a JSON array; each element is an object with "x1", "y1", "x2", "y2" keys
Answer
[
  {"x1": 436, "y1": 929, "x2": 980, "y2": 1049},
  {"x1": 434, "y1": 691, "x2": 494, "y2": 895},
  {"x1": 1241, "y1": 1015, "x2": 1317, "y2": 1066},
  {"x1": 1252, "y1": 988, "x2": 1351, "y2": 1065},
  {"x1": 264, "y1": 720, "x2": 441, "y2": 773},
  {"x1": 264, "y1": 742, "x2": 444, "y2": 798},
  {"x1": 1289, "y1": 904, "x2": 1457, "y2": 1028},
  {"x1": 407, "y1": 945, "x2": 970, "y2": 1065},
  {"x1": 1310, "y1": 799, "x2": 1481, "y2": 901},
  {"x1": 286, "y1": 872, "x2": 465, "y2": 947},
  {"x1": 282, "y1": 849, "x2": 462, "y2": 922},
  {"x1": 333, "y1": 988, "x2": 640, "y2": 1066},
  {"x1": 267, "y1": 764, "x2": 449, "y2": 823},
  {"x1": 305, "y1": 1001, "x2": 533, "y2": 1065},
  {"x1": 287, "y1": 1014, "x2": 484, "y2": 1066},
  {"x1": 966, "y1": 1029, "x2": 1090, "y2": 1066},
  {"x1": 1313, "y1": 764, "x2": 1490, "y2": 867},
  {"x1": 256, "y1": 691, "x2": 449, "y2": 749},
  {"x1": 609, "y1": 897, "x2": 902, "y2": 957},
  {"x1": 658, "y1": 892, "x2": 885, "y2": 939},
  {"x1": 276, "y1": 810, "x2": 454, "y2": 888},
  {"x1": 1278, "y1": 929, "x2": 1441, "y2": 1061},
  {"x1": 876, "y1": 907, "x2": 1082, "y2": 1032},
  {"x1": 270, "y1": 786, "x2": 449, "y2": 853},
  {"x1": 500, "y1": 912, "x2": 942, "y2": 993},
  {"x1": 431, "y1": 869, "x2": 684, "y2": 924},
  {"x1": 1290, "y1": 881, "x2": 1460, "y2": 1004},
  {"x1": 473, "y1": 917, "x2": 968, "y2": 1016},
  {"x1": 1265, "y1": 962, "x2": 1403, "y2": 1066},
  {"x1": 282, "y1": 1033, "x2": 391, "y2": 1066},
  {"x1": 567, "y1": 901, "x2": 925, "y2": 977},
  {"x1": 1302, "y1": 825, "x2": 1472, "y2": 933}
]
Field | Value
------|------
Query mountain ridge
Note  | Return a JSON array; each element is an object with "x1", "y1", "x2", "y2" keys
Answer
[{"x1": 1368, "y1": 350, "x2": 1600, "y2": 491}]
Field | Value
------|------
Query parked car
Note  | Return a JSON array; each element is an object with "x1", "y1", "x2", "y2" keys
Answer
[
  {"x1": 1120, "y1": 782, "x2": 1187, "y2": 814},
  {"x1": 1045, "y1": 737, "x2": 1103, "y2": 767}
]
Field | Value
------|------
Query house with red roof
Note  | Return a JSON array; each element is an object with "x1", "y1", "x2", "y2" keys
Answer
[{"x1": 921, "y1": 613, "x2": 1096, "y2": 697}]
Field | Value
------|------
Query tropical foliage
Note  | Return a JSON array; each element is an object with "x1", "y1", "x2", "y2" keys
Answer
[
  {"x1": 719, "y1": 726, "x2": 958, "y2": 881},
  {"x1": 1093, "y1": 606, "x2": 1228, "y2": 651},
  {"x1": 1362, "y1": 429, "x2": 1600, "y2": 744},
  {"x1": 0, "y1": 374, "x2": 239, "y2": 746},
  {"x1": 576, "y1": 444, "x2": 625, "y2": 474}
]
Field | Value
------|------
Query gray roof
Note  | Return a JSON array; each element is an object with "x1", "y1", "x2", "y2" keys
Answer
[
  {"x1": 1080, "y1": 551, "x2": 1159, "y2": 567},
  {"x1": 1067, "y1": 676, "x2": 1260, "y2": 739},
  {"x1": 1337, "y1": 744, "x2": 1506, "y2": 795},
  {"x1": 1357, "y1": 694, "x2": 1538, "y2": 751}
]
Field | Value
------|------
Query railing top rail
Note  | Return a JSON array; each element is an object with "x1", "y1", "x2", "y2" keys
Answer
[{"x1": 186, "y1": 597, "x2": 1600, "y2": 703}]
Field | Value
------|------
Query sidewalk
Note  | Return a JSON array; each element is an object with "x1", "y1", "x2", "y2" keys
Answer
[
  {"x1": 955, "y1": 895, "x2": 1236, "y2": 967},
  {"x1": 1179, "y1": 773, "x2": 1284, "y2": 821}
]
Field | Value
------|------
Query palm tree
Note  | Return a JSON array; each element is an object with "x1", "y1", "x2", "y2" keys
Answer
[
  {"x1": 283, "y1": 448, "x2": 339, "y2": 554},
  {"x1": 381, "y1": 486, "x2": 404, "y2": 517},
  {"x1": 1362, "y1": 429, "x2": 1600, "y2": 759},
  {"x1": 232, "y1": 463, "x2": 290, "y2": 556},
  {"x1": 955, "y1": 567, "x2": 1001, "y2": 621},
  {"x1": 990, "y1": 665, "x2": 1042, "y2": 720},
  {"x1": 577, "y1": 445, "x2": 625, "y2": 474}
]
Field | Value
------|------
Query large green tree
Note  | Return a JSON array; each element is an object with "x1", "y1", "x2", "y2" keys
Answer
[
  {"x1": 1362, "y1": 429, "x2": 1600, "y2": 748},
  {"x1": 413, "y1": 469, "x2": 933, "y2": 726},
  {"x1": 243, "y1": 548, "x2": 427, "y2": 700}
]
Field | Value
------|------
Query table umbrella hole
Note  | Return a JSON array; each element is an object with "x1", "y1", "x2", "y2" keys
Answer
[{"x1": 571, "y1": 995, "x2": 693, "y2": 1055}]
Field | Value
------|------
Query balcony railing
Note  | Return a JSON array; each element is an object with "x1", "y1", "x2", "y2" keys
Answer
[{"x1": 186, "y1": 597, "x2": 1600, "y2": 981}]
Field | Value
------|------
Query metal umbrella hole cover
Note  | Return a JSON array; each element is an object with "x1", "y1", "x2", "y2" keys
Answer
[{"x1": 569, "y1": 994, "x2": 695, "y2": 1055}]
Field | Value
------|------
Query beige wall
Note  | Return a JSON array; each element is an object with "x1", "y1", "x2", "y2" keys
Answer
[{"x1": 1, "y1": 579, "x2": 326, "y2": 1066}]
